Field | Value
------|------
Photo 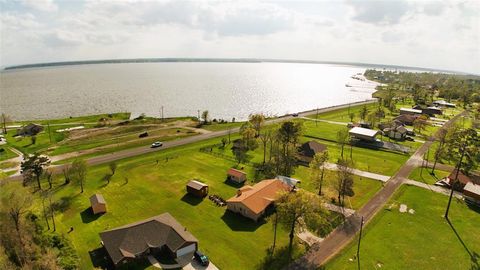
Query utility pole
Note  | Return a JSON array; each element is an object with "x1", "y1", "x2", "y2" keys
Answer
[
  {"x1": 197, "y1": 110, "x2": 200, "y2": 122},
  {"x1": 426, "y1": 148, "x2": 429, "y2": 168},
  {"x1": 357, "y1": 216, "x2": 364, "y2": 270},
  {"x1": 316, "y1": 108, "x2": 319, "y2": 127},
  {"x1": 47, "y1": 122, "x2": 52, "y2": 143},
  {"x1": 445, "y1": 141, "x2": 466, "y2": 219},
  {"x1": 161, "y1": 106, "x2": 164, "y2": 122},
  {"x1": 1, "y1": 113, "x2": 7, "y2": 134},
  {"x1": 420, "y1": 153, "x2": 425, "y2": 177}
]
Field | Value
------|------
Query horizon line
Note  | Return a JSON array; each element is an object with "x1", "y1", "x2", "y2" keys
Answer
[{"x1": 2, "y1": 57, "x2": 476, "y2": 76}]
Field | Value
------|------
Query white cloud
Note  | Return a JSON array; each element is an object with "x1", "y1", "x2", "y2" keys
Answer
[
  {"x1": 20, "y1": 0, "x2": 58, "y2": 12},
  {"x1": 0, "y1": 0, "x2": 479, "y2": 74}
]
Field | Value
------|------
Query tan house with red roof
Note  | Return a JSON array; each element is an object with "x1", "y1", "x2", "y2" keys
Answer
[
  {"x1": 226, "y1": 179, "x2": 291, "y2": 221},
  {"x1": 227, "y1": 168, "x2": 247, "y2": 184}
]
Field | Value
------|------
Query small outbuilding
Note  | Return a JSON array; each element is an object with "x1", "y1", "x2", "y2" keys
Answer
[
  {"x1": 400, "y1": 108, "x2": 422, "y2": 116},
  {"x1": 90, "y1": 194, "x2": 107, "y2": 214},
  {"x1": 227, "y1": 168, "x2": 247, "y2": 184},
  {"x1": 349, "y1": 127, "x2": 380, "y2": 142},
  {"x1": 186, "y1": 179, "x2": 209, "y2": 198}
]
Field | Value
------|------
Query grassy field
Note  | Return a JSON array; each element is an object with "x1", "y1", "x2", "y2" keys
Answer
[
  {"x1": 0, "y1": 147, "x2": 17, "y2": 161},
  {"x1": 305, "y1": 102, "x2": 379, "y2": 123},
  {"x1": 325, "y1": 185, "x2": 480, "y2": 270},
  {"x1": 22, "y1": 136, "x2": 318, "y2": 270},
  {"x1": 200, "y1": 121, "x2": 244, "y2": 131},
  {"x1": 408, "y1": 167, "x2": 450, "y2": 185},
  {"x1": 293, "y1": 166, "x2": 383, "y2": 210},
  {"x1": 9, "y1": 112, "x2": 130, "y2": 126}
]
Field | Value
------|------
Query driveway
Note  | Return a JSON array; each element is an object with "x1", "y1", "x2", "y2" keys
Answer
[
  {"x1": 287, "y1": 110, "x2": 467, "y2": 270},
  {"x1": 183, "y1": 259, "x2": 219, "y2": 270}
]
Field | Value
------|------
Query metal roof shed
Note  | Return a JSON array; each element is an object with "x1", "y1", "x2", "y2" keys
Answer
[{"x1": 349, "y1": 127, "x2": 380, "y2": 142}]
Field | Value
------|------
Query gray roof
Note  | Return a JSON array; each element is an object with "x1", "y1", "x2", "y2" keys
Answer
[
  {"x1": 400, "y1": 108, "x2": 422, "y2": 114},
  {"x1": 187, "y1": 180, "x2": 208, "y2": 190},
  {"x1": 349, "y1": 127, "x2": 379, "y2": 138},
  {"x1": 464, "y1": 182, "x2": 480, "y2": 195},
  {"x1": 276, "y1": 175, "x2": 301, "y2": 187},
  {"x1": 90, "y1": 194, "x2": 106, "y2": 205},
  {"x1": 100, "y1": 213, "x2": 198, "y2": 265}
]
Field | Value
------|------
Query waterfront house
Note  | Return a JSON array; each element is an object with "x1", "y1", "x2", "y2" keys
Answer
[
  {"x1": 226, "y1": 179, "x2": 291, "y2": 221},
  {"x1": 100, "y1": 213, "x2": 198, "y2": 267},
  {"x1": 297, "y1": 141, "x2": 327, "y2": 164},
  {"x1": 394, "y1": 114, "x2": 418, "y2": 126}
]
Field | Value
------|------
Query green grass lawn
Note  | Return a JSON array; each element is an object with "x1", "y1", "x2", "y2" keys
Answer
[
  {"x1": 200, "y1": 121, "x2": 244, "y2": 131},
  {"x1": 305, "y1": 102, "x2": 378, "y2": 123},
  {"x1": 9, "y1": 112, "x2": 130, "y2": 126},
  {"x1": 25, "y1": 136, "x2": 309, "y2": 270},
  {"x1": 325, "y1": 185, "x2": 480, "y2": 270},
  {"x1": 408, "y1": 167, "x2": 450, "y2": 185},
  {"x1": 0, "y1": 147, "x2": 17, "y2": 161},
  {"x1": 293, "y1": 166, "x2": 383, "y2": 210}
]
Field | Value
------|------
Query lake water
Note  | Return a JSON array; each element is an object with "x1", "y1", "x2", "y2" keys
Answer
[{"x1": 0, "y1": 62, "x2": 378, "y2": 121}]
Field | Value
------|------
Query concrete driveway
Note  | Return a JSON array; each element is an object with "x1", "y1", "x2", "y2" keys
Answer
[{"x1": 183, "y1": 259, "x2": 219, "y2": 270}]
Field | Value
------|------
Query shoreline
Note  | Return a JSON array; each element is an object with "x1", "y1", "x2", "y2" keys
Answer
[
  {"x1": 2, "y1": 98, "x2": 377, "y2": 182},
  {"x1": 6, "y1": 98, "x2": 377, "y2": 126}
]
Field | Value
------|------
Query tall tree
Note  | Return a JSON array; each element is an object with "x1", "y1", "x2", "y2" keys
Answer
[
  {"x1": 201, "y1": 110, "x2": 209, "y2": 124},
  {"x1": 20, "y1": 153, "x2": 51, "y2": 190},
  {"x1": 413, "y1": 115, "x2": 429, "y2": 134},
  {"x1": 240, "y1": 122, "x2": 258, "y2": 150},
  {"x1": 276, "y1": 190, "x2": 326, "y2": 260},
  {"x1": 70, "y1": 159, "x2": 87, "y2": 193},
  {"x1": 109, "y1": 161, "x2": 117, "y2": 176},
  {"x1": 336, "y1": 128, "x2": 349, "y2": 159},
  {"x1": 431, "y1": 128, "x2": 451, "y2": 174},
  {"x1": 276, "y1": 121, "x2": 303, "y2": 176},
  {"x1": 43, "y1": 169, "x2": 53, "y2": 189},
  {"x1": 260, "y1": 130, "x2": 271, "y2": 165},
  {"x1": 0, "y1": 113, "x2": 11, "y2": 134},
  {"x1": 309, "y1": 151, "x2": 329, "y2": 196},
  {"x1": 249, "y1": 113, "x2": 265, "y2": 137},
  {"x1": 335, "y1": 159, "x2": 355, "y2": 209},
  {"x1": 445, "y1": 128, "x2": 480, "y2": 176},
  {"x1": 360, "y1": 105, "x2": 369, "y2": 120},
  {"x1": 1, "y1": 183, "x2": 32, "y2": 265}
]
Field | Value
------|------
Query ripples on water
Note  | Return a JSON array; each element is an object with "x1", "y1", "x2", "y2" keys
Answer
[{"x1": 0, "y1": 62, "x2": 378, "y2": 121}]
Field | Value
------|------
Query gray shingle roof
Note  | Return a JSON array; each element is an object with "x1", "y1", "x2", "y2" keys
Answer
[{"x1": 100, "y1": 213, "x2": 198, "y2": 265}]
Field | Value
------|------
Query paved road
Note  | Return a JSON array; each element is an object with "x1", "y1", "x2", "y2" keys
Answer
[
  {"x1": 3, "y1": 100, "x2": 376, "y2": 182},
  {"x1": 286, "y1": 110, "x2": 466, "y2": 270}
]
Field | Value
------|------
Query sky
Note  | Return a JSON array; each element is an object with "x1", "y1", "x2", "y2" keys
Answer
[{"x1": 0, "y1": 0, "x2": 479, "y2": 74}]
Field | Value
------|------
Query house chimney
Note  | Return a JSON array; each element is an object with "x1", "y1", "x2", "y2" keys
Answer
[{"x1": 237, "y1": 189, "x2": 242, "y2": 196}]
